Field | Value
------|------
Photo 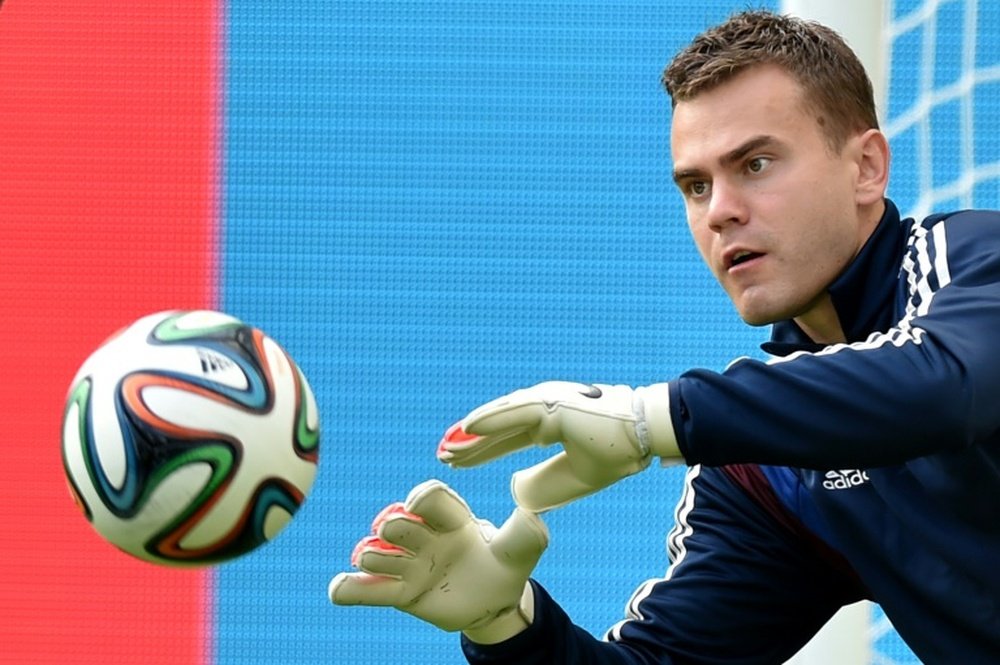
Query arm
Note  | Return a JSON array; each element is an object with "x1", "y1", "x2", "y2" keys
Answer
[
  {"x1": 440, "y1": 211, "x2": 1000, "y2": 508},
  {"x1": 463, "y1": 465, "x2": 869, "y2": 664},
  {"x1": 677, "y1": 210, "x2": 1000, "y2": 469}
]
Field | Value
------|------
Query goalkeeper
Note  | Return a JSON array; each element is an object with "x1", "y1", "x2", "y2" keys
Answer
[{"x1": 330, "y1": 10, "x2": 1000, "y2": 663}]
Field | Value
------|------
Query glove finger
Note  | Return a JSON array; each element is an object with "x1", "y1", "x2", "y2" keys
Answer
[
  {"x1": 403, "y1": 479, "x2": 474, "y2": 532},
  {"x1": 370, "y1": 502, "x2": 412, "y2": 533},
  {"x1": 437, "y1": 384, "x2": 560, "y2": 464},
  {"x1": 510, "y1": 451, "x2": 608, "y2": 512},
  {"x1": 437, "y1": 421, "x2": 536, "y2": 467},
  {"x1": 435, "y1": 422, "x2": 479, "y2": 458},
  {"x1": 354, "y1": 546, "x2": 413, "y2": 579},
  {"x1": 328, "y1": 571, "x2": 406, "y2": 607},
  {"x1": 491, "y1": 508, "x2": 549, "y2": 571},
  {"x1": 378, "y1": 514, "x2": 434, "y2": 554},
  {"x1": 463, "y1": 389, "x2": 549, "y2": 438},
  {"x1": 350, "y1": 535, "x2": 408, "y2": 568}
]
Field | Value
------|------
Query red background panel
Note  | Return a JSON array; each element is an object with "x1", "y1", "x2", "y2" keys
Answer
[{"x1": 0, "y1": 0, "x2": 220, "y2": 662}]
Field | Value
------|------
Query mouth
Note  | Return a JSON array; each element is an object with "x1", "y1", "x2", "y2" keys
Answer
[{"x1": 725, "y1": 249, "x2": 764, "y2": 271}]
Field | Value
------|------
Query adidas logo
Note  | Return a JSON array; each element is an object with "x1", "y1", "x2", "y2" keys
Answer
[
  {"x1": 822, "y1": 469, "x2": 870, "y2": 490},
  {"x1": 198, "y1": 349, "x2": 236, "y2": 375}
]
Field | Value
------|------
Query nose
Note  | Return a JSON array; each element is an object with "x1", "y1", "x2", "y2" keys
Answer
[{"x1": 706, "y1": 178, "x2": 748, "y2": 233}]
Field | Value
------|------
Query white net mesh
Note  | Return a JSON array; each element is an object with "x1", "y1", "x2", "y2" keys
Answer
[
  {"x1": 886, "y1": 0, "x2": 1000, "y2": 221},
  {"x1": 873, "y1": 4, "x2": 998, "y2": 662}
]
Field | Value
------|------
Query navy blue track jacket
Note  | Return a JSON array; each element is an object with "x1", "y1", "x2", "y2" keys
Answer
[{"x1": 463, "y1": 200, "x2": 1000, "y2": 664}]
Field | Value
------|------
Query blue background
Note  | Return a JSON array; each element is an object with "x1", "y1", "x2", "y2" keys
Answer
[{"x1": 215, "y1": 1, "x2": 997, "y2": 663}]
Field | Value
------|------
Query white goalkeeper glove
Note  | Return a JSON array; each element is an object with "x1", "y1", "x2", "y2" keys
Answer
[
  {"x1": 436, "y1": 381, "x2": 681, "y2": 512},
  {"x1": 328, "y1": 479, "x2": 548, "y2": 644}
]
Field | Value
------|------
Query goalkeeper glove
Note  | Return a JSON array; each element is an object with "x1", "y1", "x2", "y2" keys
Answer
[
  {"x1": 437, "y1": 381, "x2": 681, "y2": 512},
  {"x1": 328, "y1": 479, "x2": 548, "y2": 644}
]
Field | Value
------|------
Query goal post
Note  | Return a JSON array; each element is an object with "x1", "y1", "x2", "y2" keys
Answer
[
  {"x1": 778, "y1": 2, "x2": 999, "y2": 664},
  {"x1": 777, "y1": 4, "x2": 884, "y2": 665},
  {"x1": 783, "y1": 0, "x2": 888, "y2": 124}
]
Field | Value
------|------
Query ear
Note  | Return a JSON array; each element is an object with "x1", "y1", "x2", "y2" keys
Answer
[{"x1": 854, "y1": 128, "x2": 890, "y2": 206}]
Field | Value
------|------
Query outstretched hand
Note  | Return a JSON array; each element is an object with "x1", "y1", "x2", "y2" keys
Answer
[
  {"x1": 329, "y1": 479, "x2": 548, "y2": 643},
  {"x1": 437, "y1": 381, "x2": 680, "y2": 512}
]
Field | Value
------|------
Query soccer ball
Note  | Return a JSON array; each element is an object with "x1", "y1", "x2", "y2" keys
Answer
[{"x1": 61, "y1": 310, "x2": 321, "y2": 566}]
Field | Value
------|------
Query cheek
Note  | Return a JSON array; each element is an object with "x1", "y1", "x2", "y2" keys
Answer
[
  {"x1": 773, "y1": 179, "x2": 854, "y2": 263},
  {"x1": 792, "y1": 219, "x2": 857, "y2": 286}
]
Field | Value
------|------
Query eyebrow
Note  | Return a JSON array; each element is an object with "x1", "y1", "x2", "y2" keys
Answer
[{"x1": 672, "y1": 134, "x2": 778, "y2": 184}]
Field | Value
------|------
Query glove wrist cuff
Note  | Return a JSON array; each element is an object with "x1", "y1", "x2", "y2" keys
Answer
[
  {"x1": 633, "y1": 383, "x2": 680, "y2": 460},
  {"x1": 462, "y1": 582, "x2": 534, "y2": 645}
]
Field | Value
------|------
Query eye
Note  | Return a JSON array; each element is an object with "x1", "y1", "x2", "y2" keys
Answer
[
  {"x1": 685, "y1": 180, "x2": 709, "y2": 198},
  {"x1": 746, "y1": 156, "x2": 772, "y2": 174}
]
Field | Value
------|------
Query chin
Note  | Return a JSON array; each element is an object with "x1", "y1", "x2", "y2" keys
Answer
[
  {"x1": 733, "y1": 303, "x2": 784, "y2": 327},
  {"x1": 738, "y1": 314, "x2": 777, "y2": 328}
]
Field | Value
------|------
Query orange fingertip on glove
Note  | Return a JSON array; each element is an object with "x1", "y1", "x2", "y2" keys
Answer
[
  {"x1": 371, "y1": 502, "x2": 423, "y2": 531},
  {"x1": 436, "y1": 422, "x2": 480, "y2": 460},
  {"x1": 350, "y1": 502, "x2": 425, "y2": 567},
  {"x1": 350, "y1": 535, "x2": 407, "y2": 567}
]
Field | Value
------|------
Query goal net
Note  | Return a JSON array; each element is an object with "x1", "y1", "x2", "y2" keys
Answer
[
  {"x1": 885, "y1": 0, "x2": 1000, "y2": 223},
  {"x1": 875, "y1": 4, "x2": 998, "y2": 661},
  {"x1": 783, "y1": 3, "x2": 997, "y2": 664}
]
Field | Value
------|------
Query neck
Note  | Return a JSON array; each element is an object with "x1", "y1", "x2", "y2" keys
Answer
[
  {"x1": 794, "y1": 294, "x2": 846, "y2": 344},
  {"x1": 795, "y1": 201, "x2": 887, "y2": 345}
]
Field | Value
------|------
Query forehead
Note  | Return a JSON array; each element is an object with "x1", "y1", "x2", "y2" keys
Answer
[{"x1": 670, "y1": 66, "x2": 820, "y2": 163}]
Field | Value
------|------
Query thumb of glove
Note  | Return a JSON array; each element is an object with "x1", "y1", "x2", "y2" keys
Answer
[
  {"x1": 489, "y1": 507, "x2": 548, "y2": 573},
  {"x1": 510, "y1": 452, "x2": 588, "y2": 513},
  {"x1": 510, "y1": 447, "x2": 652, "y2": 513}
]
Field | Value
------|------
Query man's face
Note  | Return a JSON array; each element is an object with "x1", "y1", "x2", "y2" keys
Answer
[{"x1": 671, "y1": 65, "x2": 870, "y2": 329}]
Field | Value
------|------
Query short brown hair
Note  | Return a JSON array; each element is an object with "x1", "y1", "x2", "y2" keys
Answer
[{"x1": 662, "y1": 10, "x2": 878, "y2": 151}]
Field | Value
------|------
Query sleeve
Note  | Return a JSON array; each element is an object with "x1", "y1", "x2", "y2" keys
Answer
[
  {"x1": 672, "y1": 210, "x2": 1000, "y2": 469},
  {"x1": 461, "y1": 465, "x2": 868, "y2": 665}
]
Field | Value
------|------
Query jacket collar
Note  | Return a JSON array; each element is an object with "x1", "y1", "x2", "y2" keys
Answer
[{"x1": 761, "y1": 199, "x2": 906, "y2": 357}]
